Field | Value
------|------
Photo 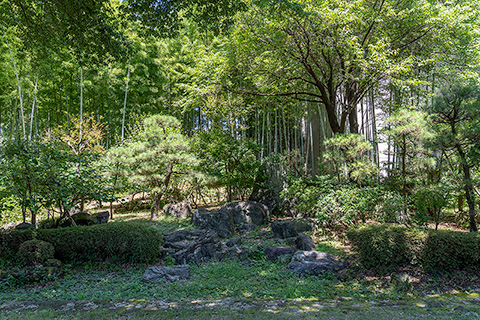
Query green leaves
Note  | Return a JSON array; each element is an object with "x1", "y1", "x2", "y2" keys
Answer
[
  {"x1": 107, "y1": 114, "x2": 198, "y2": 198},
  {"x1": 191, "y1": 128, "x2": 261, "y2": 200},
  {"x1": 324, "y1": 133, "x2": 378, "y2": 185},
  {"x1": 0, "y1": 138, "x2": 110, "y2": 223}
]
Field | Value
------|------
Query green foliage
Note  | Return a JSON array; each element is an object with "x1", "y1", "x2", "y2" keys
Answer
[
  {"x1": 0, "y1": 222, "x2": 163, "y2": 264},
  {"x1": 428, "y1": 82, "x2": 480, "y2": 232},
  {"x1": 191, "y1": 129, "x2": 261, "y2": 201},
  {"x1": 17, "y1": 240, "x2": 55, "y2": 266},
  {"x1": 414, "y1": 185, "x2": 447, "y2": 228},
  {"x1": 347, "y1": 224, "x2": 409, "y2": 271},
  {"x1": 107, "y1": 115, "x2": 198, "y2": 198},
  {"x1": 0, "y1": 138, "x2": 110, "y2": 224},
  {"x1": 315, "y1": 186, "x2": 384, "y2": 227},
  {"x1": 348, "y1": 224, "x2": 480, "y2": 272},
  {"x1": 324, "y1": 134, "x2": 378, "y2": 185},
  {"x1": 281, "y1": 175, "x2": 334, "y2": 216}
]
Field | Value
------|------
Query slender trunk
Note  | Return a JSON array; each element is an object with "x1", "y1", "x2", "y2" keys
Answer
[
  {"x1": 402, "y1": 135, "x2": 407, "y2": 222},
  {"x1": 150, "y1": 162, "x2": 175, "y2": 219},
  {"x1": 371, "y1": 91, "x2": 379, "y2": 166},
  {"x1": 29, "y1": 74, "x2": 39, "y2": 141},
  {"x1": 261, "y1": 109, "x2": 265, "y2": 160},
  {"x1": 6, "y1": 37, "x2": 26, "y2": 139},
  {"x1": 79, "y1": 64, "x2": 83, "y2": 138},
  {"x1": 121, "y1": 60, "x2": 131, "y2": 141},
  {"x1": 282, "y1": 106, "x2": 289, "y2": 153},
  {"x1": 274, "y1": 109, "x2": 278, "y2": 154},
  {"x1": 455, "y1": 141, "x2": 477, "y2": 232}
]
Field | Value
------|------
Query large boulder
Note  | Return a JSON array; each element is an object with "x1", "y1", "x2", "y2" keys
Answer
[
  {"x1": 221, "y1": 201, "x2": 270, "y2": 226},
  {"x1": 249, "y1": 189, "x2": 277, "y2": 214},
  {"x1": 15, "y1": 222, "x2": 35, "y2": 230},
  {"x1": 287, "y1": 251, "x2": 347, "y2": 276},
  {"x1": 264, "y1": 246, "x2": 296, "y2": 262},
  {"x1": 143, "y1": 265, "x2": 190, "y2": 282},
  {"x1": 3, "y1": 222, "x2": 16, "y2": 231},
  {"x1": 163, "y1": 202, "x2": 192, "y2": 219},
  {"x1": 191, "y1": 208, "x2": 234, "y2": 238},
  {"x1": 95, "y1": 211, "x2": 109, "y2": 224},
  {"x1": 71, "y1": 212, "x2": 95, "y2": 226},
  {"x1": 271, "y1": 219, "x2": 312, "y2": 239},
  {"x1": 295, "y1": 233, "x2": 316, "y2": 251}
]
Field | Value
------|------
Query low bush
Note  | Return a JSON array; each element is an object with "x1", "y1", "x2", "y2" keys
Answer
[
  {"x1": 17, "y1": 240, "x2": 55, "y2": 265},
  {"x1": 0, "y1": 222, "x2": 163, "y2": 264},
  {"x1": 347, "y1": 224, "x2": 480, "y2": 272}
]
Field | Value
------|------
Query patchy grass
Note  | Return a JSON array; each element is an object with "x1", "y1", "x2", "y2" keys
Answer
[
  {"x1": 2, "y1": 306, "x2": 479, "y2": 320},
  {"x1": 0, "y1": 259, "x2": 402, "y2": 302}
]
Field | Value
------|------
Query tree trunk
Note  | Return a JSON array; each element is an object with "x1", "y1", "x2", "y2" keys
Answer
[
  {"x1": 29, "y1": 74, "x2": 39, "y2": 141},
  {"x1": 121, "y1": 59, "x2": 131, "y2": 141},
  {"x1": 456, "y1": 142, "x2": 477, "y2": 232},
  {"x1": 150, "y1": 162, "x2": 175, "y2": 219},
  {"x1": 401, "y1": 135, "x2": 409, "y2": 223},
  {"x1": 6, "y1": 37, "x2": 26, "y2": 139}
]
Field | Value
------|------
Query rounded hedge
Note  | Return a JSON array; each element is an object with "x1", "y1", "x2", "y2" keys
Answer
[
  {"x1": 0, "y1": 222, "x2": 163, "y2": 264},
  {"x1": 347, "y1": 224, "x2": 480, "y2": 272},
  {"x1": 17, "y1": 240, "x2": 55, "y2": 266}
]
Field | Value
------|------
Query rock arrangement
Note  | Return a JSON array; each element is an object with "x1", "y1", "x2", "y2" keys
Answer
[
  {"x1": 144, "y1": 200, "x2": 347, "y2": 281},
  {"x1": 161, "y1": 229, "x2": 249, "y2": 264},
  {"x1": 191, "y1": 201, "x2": 270, "y2": 238}
]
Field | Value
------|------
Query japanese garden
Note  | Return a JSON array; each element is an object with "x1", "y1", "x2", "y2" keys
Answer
[{"x1": 1, "y1": 0, "x2": 480, "y2": 319}]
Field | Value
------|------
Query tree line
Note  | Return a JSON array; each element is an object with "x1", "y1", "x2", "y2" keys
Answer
[{"x1": 0, "y1": 0, "x2": 479, "y2": 231}]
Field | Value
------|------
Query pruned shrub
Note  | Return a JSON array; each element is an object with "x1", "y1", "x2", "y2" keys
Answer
[
  {"x1": 347, "y1": 224, "x2": 480, "y2": 272},
  {"x1": 0, "y1": 222, "x2": 163, "y2": 264},
  {"x1": 346, "y1": 224, "x2": 409, "y2": 270},
  {"x1": 17, "y1": 240, "x2": 54, "y2": 266}
]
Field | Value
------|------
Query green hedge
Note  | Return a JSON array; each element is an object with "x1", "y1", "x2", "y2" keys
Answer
[
  {"x1": 0, "y1": 222, "x2": 163, "y2": 264},
  {"x1": 347, "y1": 224, "x2": 480, "y2": 272}
]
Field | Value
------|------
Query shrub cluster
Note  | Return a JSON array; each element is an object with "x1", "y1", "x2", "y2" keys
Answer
[
  {"x1": 347, "y1": 224, "x2": 480, "y2": 272},
  {"x1": 315, "y1": 186, "x2": 405, "y2": 227},
  {"x1": 0, "y1": 222, "x2": 163, "y2": 264},
  {"x1": 17, "y1": 240, "x2": 55, "y2": 265}
]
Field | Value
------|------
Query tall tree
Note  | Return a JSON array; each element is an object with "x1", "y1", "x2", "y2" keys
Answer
[
  {"x1": 429, "y1": 83, "x2": 480, "y2": 232},
  {"x1": 230, "y1": 0, "x2": 480, "y2": 135}
]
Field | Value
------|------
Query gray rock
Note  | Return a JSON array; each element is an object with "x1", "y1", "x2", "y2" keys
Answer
[
  {"x1": 163, "y1": 202, "x2": 192, "y2": 219},
  {"x1": 95, "y1": 211, "x2": 109, "y2": 224},
  {"x1": 191, "y1": 208, "x2": 234, "y2": 238},
  {"x1": 71, "y1": 212, "x2": 95, "y2": 226},
  {"x1": 221, "y1": 201, "x2": 270, "y2": 226},
  {"x1": 287, "y1": 251, "x2": 347, "y2": 276},
  {"x1": 143, "y1": 265, "x2": 190, "y2": 282},
  {"x1": 163, "y1": 229, "x2": 210, "y2": 244},
  {"x1": 213, "y1": 245, "x2": 250, "y2": 261},
  {"x1": 249, "y1": 188, "x2": 277, "y2": 214},
  {"x1": 163, "y1": 229, "x2": 223, "y2": 264},
  {"x1": 162, "y1": 229, "x2": 250, "y2": 264},
  {"x1": 3, "y1": 222, "x2": 16, "y2": 231},
  {"x1": 226, "y1": 237, "x2": 241, "y2": 247},
  {"x1": 15, "y1": 222, "x2": 35, "y2": 230},
  {"x1": 237, "y1": 223, "x2": 256, "y2": 233},
  {"x1": 295, "y1": 233, "x2": 315, "y2": 251},
  {"x1": 271, "y1": 219, "x2": 312, "y2": 239},
  {"x1": 264, "y1": 246, "x2": 296, "y2": 262}
]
